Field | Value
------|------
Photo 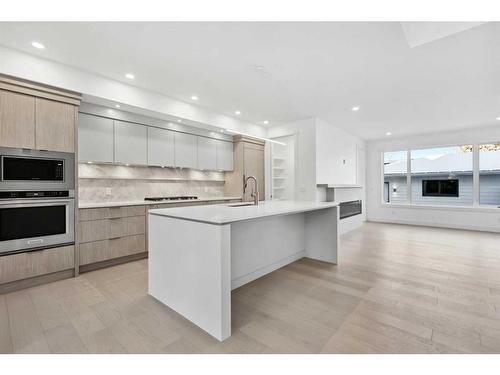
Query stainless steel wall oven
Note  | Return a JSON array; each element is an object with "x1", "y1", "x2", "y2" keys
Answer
[{"x1": 0, "y1": 147, "x2": 75, "y2": 255}]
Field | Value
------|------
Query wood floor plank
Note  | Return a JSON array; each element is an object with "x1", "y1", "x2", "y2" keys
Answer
[
  {"x1": 2, "y1": 223, "x2": 500, "y2": 353},
  {"x1": 5, "y1": 290, "x2": 50, "y2": 353},
  {"x1": 0, "y1": 294, "x2": 13, "y2": 353}
]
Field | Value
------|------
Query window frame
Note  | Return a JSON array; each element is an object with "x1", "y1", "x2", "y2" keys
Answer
[{"x1": 380, "y1": 142, "x2": 500, "y2": 209}]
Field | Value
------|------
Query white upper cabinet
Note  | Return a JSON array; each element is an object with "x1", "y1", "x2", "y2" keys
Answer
[
  {"x1": 197, "y1": 136, "x2": 217, "y2": 170},
  {"x1": 216, "y1": 140, "x2": 234, "y2": 171},
  {"x1": 114, "y1": 120, "x2": 147, "y2": 165},
  {"x1": 174, "y1": 132, "x2": 197, "y2": 168},
  {"x1": 78, "y1": 113, "x2": 114, "y2": 163},
  {"x1": 148, "y1": 127, "x2": 174, "y2": 167}
]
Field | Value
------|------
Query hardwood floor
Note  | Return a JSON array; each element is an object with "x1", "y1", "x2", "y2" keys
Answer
[{"x1": 2, "y1": 222, "x2": 500, "y2": 353}]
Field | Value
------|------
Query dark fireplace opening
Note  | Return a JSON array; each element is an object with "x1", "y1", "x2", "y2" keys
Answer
[{"x1": 339, "y1": 200, "x2": 362, "y2": 220}]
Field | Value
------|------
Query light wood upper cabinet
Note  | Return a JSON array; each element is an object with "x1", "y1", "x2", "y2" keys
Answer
[
  {"x1": 78, "y1": 113, "x2": 114, "y2": 163},
  {"x1": 197, "y1": 136, "x2": 217, "y2": 170},
  {"x1": 35, "y1": 98, "x2": 76, "y2": 152},
  {"x1": 174, "y1": 132, "x2": 197, "y2": 169},
  {"x1": 114, "y1": 120, "x2": 147, "y2": 165},
  {"x1": 0, "y1": 90, "x2": 36, "y2": 149},
  {"x1": 147, "y1": 127, "x2": 175, "y2": 167},
  {"x1": 216, "y1": 139, "x2": 234, "y2": 171},
  {"x1": 224, "y1": 136, "x2": 264, "y2": 200},
  {"x1": 243, "y1": 142, "x2": 265, "y2": 201}
]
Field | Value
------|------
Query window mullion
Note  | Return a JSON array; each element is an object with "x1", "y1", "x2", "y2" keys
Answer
[
  {"x1": 473, "y1": 144, "x2": 480, "y2": 207},
  {"x1": 407, "y1": 150, "x2": 412, "y2": 204}
]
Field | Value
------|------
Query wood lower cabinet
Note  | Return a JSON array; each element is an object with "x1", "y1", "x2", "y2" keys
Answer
[
  {"x1": 79, "y1": 235, "x2": 145, "y2": 266},
  {"x1": 78, "y1": 206, "x2": 146, "y2": 270},
  {"x1": 0, "y1": 90, "x2": 36, "y2": 149},
  {"x1": 78, "y1": 200, "x2": 242, "y2": 272},
  {"x1": 0, "y1": 245, "x2": 75, "y2": 286}
]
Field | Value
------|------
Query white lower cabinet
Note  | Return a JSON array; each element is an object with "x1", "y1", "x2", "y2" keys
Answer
[
  {"x1": 197, "y1": 137, "x2": 217, "y2": 170},
  {"x1": 114, "y1": 120, "x2": 148, "y2": 165},
  {"x1": 216, "y1": 139, "x2": 234, "y2": 171},
  {"x1": 148, "y1": 127, "x2": 175, "y2": 167},
  {"x1": 174, "y1": 132, "x2": 197, "y2": 169}
]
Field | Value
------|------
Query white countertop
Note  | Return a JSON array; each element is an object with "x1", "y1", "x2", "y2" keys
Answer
[
  {"x1": 149, "y1": 200, "x2": 339, "y2": 225},
  {"x1": 79, "y1": 196, "x2": 241, "y2": 209}
]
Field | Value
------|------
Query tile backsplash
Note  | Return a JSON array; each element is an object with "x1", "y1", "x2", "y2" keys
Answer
[{"x1": 78, "y1": 163, "x2": 226, "y2": 203}]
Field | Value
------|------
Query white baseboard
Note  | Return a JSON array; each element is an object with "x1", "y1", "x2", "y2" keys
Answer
[
  {"x1": 367, "y1": 217, "x2": 500, "y2": 234},
  {"x1": 231, "y1": 250, "x2": 305, "y2": 290}
]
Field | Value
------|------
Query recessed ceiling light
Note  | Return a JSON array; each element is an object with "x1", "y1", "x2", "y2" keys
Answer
[
  {"x1": 386, "y1": 132, "x2": 392, "y2": 136},
  {"x1": 125, "y1": 73, "x2": 135, "y2": 80},
  {"x1": 31, "y1": 41, "x2": 45, "y2": 49},
  {"x1": 125, "y1": 164, "x2": 130, "y2": 166},
  {"x1": 496, "y1": 117, "x2": 500, "y2": 121},
  {"x1": 351, "y1": 106, "x2": 360, "y2": 112},
  {"x1": 87, "y1": 161, "x2": 92, "y2": 164},
  {"x1": 191, "y1": 95, "x2": 198, "y2": 101},
  {"x1": 115, "y1": 104, "x2": 120, "y2": 108},
  {"x1": 219, "y1": 129, "x2": 224, "y2": 133},
  {"x1": 235, "y1": 110, "x2": 241, "y2": 115},
  {"x1": 177, "y1": 119, "x2": 182, "y2": 123},
  {"x1": 263, "y1": 120, "x2": 269, "y2": 125}
]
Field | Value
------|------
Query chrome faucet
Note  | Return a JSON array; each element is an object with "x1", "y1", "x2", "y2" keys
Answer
[{"x1": 244, "y1": 175, "x2": 259, "y2": 205}]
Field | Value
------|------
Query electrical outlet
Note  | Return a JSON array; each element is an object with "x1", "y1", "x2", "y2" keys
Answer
[{"x1": 105, "y1": 188, "x2": 112, "y2": 196}]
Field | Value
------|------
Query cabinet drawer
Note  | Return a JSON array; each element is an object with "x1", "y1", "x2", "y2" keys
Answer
[
  {"x1": 80, "y1": 205, "x2": 145, "y2": 221},
  {"x1": 0, "y1": 245, "x2": 74, "y2": 284},
  {"x1": 79, "y1": 235, "x2": 145, "y2": 265},
  {"x1": 79, "y1": 216, "x2": 145, "y2": 243}
]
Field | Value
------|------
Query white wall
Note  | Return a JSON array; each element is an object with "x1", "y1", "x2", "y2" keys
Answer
[
  {"x1": 0, "y1": 45, "x2": 266, "y2": 138},
  {"x1": 366, "y1": 124, "x2": 500, "y2": 233}
]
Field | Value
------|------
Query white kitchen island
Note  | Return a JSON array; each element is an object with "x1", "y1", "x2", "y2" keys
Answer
[{"x1": 148, "y1": 200, "x2": 339, "y2": 341}]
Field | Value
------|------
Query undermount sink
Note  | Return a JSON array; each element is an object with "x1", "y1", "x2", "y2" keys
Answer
[{"x1": 227, "y1": 203, "x2": 255, "y2": 207}]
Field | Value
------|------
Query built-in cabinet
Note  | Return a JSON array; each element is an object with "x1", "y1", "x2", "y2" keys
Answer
[
  {"x1": 35, "y1": 98, "x2": 76, "y2": 153},
  {"x1": 174, "y1": 132, "x2": 198, "y2": 169},
  {"x1": 0, "y1": 90, "x2": 36, "y2": 149},
  {"x1": 197, "y1": 136, "x2": 217, "y2": 170},
  {"x1": 78, "y1": 112, "x2": 234, "y2": 171},
  {"x1": 0, "y1": 89, "x2": 77, "y2": 152},
  {"x1": 114, "y1": 120, "x2": 148, "y2": 165},
  {"x1": 147, "y1": 127, "x2": 174, "y2": 167},
  {"x1": 0, "y1": 74, "x2": 81, "y2": 294},
  {"x1": 216, "y1": 139, "x2": 234, "y2": 171},
  {"x1": 78, "y1": 113, "x2": 114, "y2": 163},
  {"x1": 225, "y1": 136, "x2": 265, "y2": 201},
  {"x1": 78, "y1": 198, "x2": 241, "y2": 272}
]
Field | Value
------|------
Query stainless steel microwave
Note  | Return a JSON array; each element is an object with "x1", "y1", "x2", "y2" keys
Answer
[{"x1": 0, "y1": 147, "x2": 75, "y2": 191}]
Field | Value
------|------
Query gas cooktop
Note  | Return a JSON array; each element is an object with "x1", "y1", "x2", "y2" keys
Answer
[{"x1": 144, "y1": 196, "x2": 198, "y2": 202}]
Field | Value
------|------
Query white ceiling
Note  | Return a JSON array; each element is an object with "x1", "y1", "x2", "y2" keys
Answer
[{"x1": 0, "y1": 22, "x2": 498, "y2": 140}]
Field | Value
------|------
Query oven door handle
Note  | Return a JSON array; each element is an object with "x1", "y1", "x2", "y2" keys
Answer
[{"x1": 0, "y1": 198, "x2": 74, "y2": 207}]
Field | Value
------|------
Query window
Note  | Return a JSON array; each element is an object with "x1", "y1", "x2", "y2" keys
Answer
[
  {"x1": 422, "y1": 179, "x2": 459, "y2": 197},
  {"x1": 383, "y1": 151, "x2": 407, "y2": 203},
  {"x1": 410, "y1": 146, "x2": 472, "y2": 206},
  {"x1": 479, "y1": 143, "x2": 500, "y2": 206}
]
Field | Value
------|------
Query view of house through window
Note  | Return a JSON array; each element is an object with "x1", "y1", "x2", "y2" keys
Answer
[
  {"x1": 383, "y1": 151, "x2": 407, "y2": 203},
  {"x1": 410, "y1": 146, "x2": 473, "y2": 206},
  {"x1": 383, "y1": 144, "x2": 500, "y2": 207},
  {"x1": 479, "y1": 143, "x2": 500, "y2": 206}
]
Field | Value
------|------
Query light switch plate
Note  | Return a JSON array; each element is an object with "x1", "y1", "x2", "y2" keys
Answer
[{"x1": 105, "y1": 188, "x2": 112, "y2": 196}]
